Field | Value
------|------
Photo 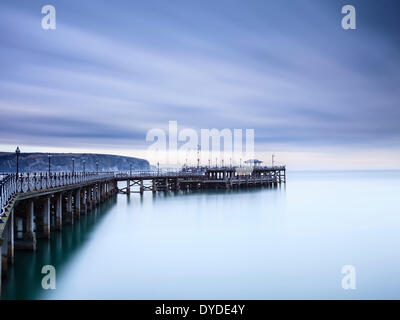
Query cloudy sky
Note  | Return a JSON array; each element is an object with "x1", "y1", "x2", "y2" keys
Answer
[{"x1": 0, "y1": 0, "x2": 399, "y2": 169}]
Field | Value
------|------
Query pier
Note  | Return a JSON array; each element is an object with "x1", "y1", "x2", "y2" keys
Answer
[
  {"x1": 0, "y1": 165, "x2": 285, "y2": 296},
  {"x1": 118, "y1": 166, "x2": 286, "y2": 194}
]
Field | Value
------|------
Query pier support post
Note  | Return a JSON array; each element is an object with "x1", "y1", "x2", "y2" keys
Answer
[
  {"x1": 97, "y1": 184, "x2": 101, "y2": 203},
  {"x1": 88, "y1": 187, "x2": 93, "y2": 211},
  {"x1": 126, "y1": 180, "x2": 130, "y2": 194},
  {"x1": 94, "y1": 185, "x2": 98, "y2": 205},
  {"x1": 91, "y1": 187, "x2": 95, "y2": 209},
  {"x1": 23, "y1": 200, "x2": 36, "y2": 251},
  {"x1": 115, "y1": 180, "x2": 118, "y2": 194},
  {"x1": 55, "y1": 193, "x2": 62, "y2": 231},
  {"x1": 75, "y1": 189, "x2": 81, "y2": 218},
  {"x1": 101, "y1": 183, "x2": 105, "y2": 201},
  {"x1": 94, "y1": 184, "x2": 98, "y2": 204},
  {"x1": 140, "y1": 180, "x2": 144, "y2": 195},
  {"x1": 107, "y1": 182, "x2": 111, "y2": 197},
  {"x1": 92, "y1": 186, "x2": 97, "y2": 206},
  {"x1": 92, "y1": 186, "x2": 96, "y2": 207},
  {"x1": 42, "y1": 197, "x2": 51, "y2": 239},
  {"x1": 81, "y1": 189, "x2": 87, "y2": 215},
  {"x1": 8, "y1": 208, "x2": 14, "y2": 264},
  {"x1": 1, "y1": 225, "x2": 8, "y2": 278},
  {"x1": 64, "y1": 193, "x2": 73, "y2": 225}
]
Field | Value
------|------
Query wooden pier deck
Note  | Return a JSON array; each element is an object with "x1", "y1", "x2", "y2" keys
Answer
[{"x1": 117, "y1": 166, "x2": 286, "y2": 194}]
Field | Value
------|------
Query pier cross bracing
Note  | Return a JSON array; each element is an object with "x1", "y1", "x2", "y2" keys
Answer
[{"x1": 0, "y1": 166, "x2": 285, "y2": 296}]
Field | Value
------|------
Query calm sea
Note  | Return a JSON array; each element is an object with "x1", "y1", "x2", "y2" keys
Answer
[{"x1": 2, "y1": 170, "x2": 400, "y2": 299}]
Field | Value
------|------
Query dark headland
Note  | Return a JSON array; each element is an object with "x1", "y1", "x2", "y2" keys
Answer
[{"x1": 0, "y1": 152, "x2": 150, "y2": 172}]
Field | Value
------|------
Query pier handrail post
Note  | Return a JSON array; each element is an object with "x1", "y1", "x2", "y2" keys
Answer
[
  {"x1": 19, "y1": 174, "x2": 23, "y2": 193},
  {"x1": 27, "y1": 173, "x2": 30, "y2": 191}
]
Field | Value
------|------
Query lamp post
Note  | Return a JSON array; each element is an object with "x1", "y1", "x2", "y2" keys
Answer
[
  {"x1": 15, "y1": 146, "x2": 20, "y2": 179},
  {"x1": 72, "y1": 157, "x2": 75, "y2": 174},
  {"x1": 157, "y1": 162, "x2": 160, "y2": 175},
  {"x1": 83, "y1": 160, "x2": 86, "y2": 173},
  {"x1": 129, "y1": 163, "x2": 132, "y2": 176},
  {"x1": 48, "y1": 153, "x2": 52, "y2": 174},
  {"x1": 96, "y1": 161, "x2": 99, "y2": 174},
  {"x1": 240, "y1": 158, "x2": 242, "y2": 168},
  {"x1": 208, "y1": 159, "x2": 210, "y2": 168}
]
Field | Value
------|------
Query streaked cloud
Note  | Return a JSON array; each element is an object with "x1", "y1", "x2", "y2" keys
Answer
[{"x1": 0, "y1": 0, "x2": 399, "y2": 168}]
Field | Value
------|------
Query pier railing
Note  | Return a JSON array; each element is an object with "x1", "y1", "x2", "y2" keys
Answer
[
  {"x1": 116, "y1": 165, "x2": 286, "y2": 177},
  {"x1": 1, "y1": 166, "x2": 286, "y2": 214},
  {"x1": 115, "y1": 171, "x2": 204, "y2": 178},
  {"x1": 0, "y1": 172, "x2": 115, "y2": 214}
]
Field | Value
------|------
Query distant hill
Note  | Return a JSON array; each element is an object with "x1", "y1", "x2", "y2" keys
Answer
[{"x1": 0, "y1": 152, "x2": 150, "y2": 173}]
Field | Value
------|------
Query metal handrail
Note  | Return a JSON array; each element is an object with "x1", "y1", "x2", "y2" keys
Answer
[
  {"x1": 0, "y1": 172, "x2": 115, "y2": 215},
  {"x1": 0, "y1": 166, "x2": 286, "y2": 215}
]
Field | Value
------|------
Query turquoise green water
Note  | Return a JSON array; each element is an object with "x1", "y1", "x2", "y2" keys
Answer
[{"x1": 2, "y1": 171, "x2": 400, "y2": 299}]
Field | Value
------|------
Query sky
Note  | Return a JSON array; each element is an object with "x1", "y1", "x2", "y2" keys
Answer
[{"x1": 0, "y1": 0, "x2": 399, "y2": 169}]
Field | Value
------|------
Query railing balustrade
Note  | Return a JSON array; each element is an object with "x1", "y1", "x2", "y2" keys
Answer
[
  {"x1": 0, "y1": 172, "x2": 115, "y2": 214},
  {"x1": 1, "y1": 166, "x2": 285, "y2": 214}
]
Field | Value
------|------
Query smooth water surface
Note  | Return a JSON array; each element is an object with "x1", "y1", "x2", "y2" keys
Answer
[{"x1": 2, "y1": 170, "x2": 400, "y2": 299}]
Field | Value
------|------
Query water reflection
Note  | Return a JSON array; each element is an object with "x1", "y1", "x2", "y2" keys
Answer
[
  {"x1": 2, "y1": 197, "x2": 117, "y2": 300},
  {"x1": 3, "y1": 171, "x2": 400, "y2": 299}
]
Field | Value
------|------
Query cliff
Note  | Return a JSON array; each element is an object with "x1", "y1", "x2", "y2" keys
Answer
[{"x1": 0, "y1": 152, "x2": 150, "y2": 173}]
